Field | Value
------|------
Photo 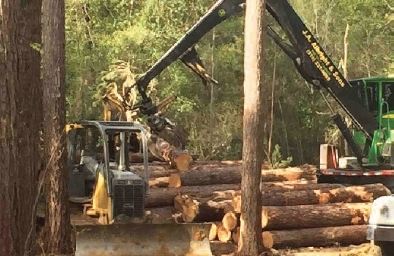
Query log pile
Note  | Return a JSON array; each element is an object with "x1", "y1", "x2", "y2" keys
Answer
[{"x1": 136, "y1": 161, "x2": 390, "y2": 254}]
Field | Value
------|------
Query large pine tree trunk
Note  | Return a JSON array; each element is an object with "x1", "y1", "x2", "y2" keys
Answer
[
  {"x1": 42, "y1": 0, "x2": 72, "y2": 254},
  {"x1": 238, "y1": 0, "x2": 266, "y2": 254},
  {"x1": 0, "y1": 1, "x2": 42, "y2": 255}
]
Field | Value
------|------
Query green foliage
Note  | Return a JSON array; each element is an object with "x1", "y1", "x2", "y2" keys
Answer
[
  {"x1": 65, "y1": 0, "x2": 392, "y2": 162},
  {"x1": 271, "y1": 144, "x2": 293, "y2": 168}
]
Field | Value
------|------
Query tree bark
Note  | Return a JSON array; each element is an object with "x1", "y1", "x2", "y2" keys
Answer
[
  {"x1": 260, "y1": 182, "x2": 342, "y2": 192},
  {"x1": 210, "y1": 241, "x2": 237, "y2": 256},
  {"x1": 262, "y1": 225, "x2": 367, "y2": 249},
  {"x1": 42, "y1": 0, "x2": 72, "y2": 254},
  {"x1": 261, "y1": 166, "x2": 316, "y2": 182},
  {"x1": 238, "y1": 0, "x2": 266, "y2": 254},
  {"x1": 145, "y1": 184, "x2": 241, "y2": 207},
  {"x1": 261, "y1": 203, "x2": 371, "y2": 230},
  {"x1": 0, "y1": 1, "x2": 42, "y2": 255},
  {"x1": 168, "y1": 165, "x2": 316, "y2": 187},
  {"x1": 260, "y1": 184, "x2": 390, "y2": 206},
  {"x1": 232, "y1": 227, "x2": 241, "y2": 244}
]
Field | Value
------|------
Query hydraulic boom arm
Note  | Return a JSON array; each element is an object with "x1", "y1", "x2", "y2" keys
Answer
[{"x1": 135, "y1": 0, "x2": 377, "y2": 155}]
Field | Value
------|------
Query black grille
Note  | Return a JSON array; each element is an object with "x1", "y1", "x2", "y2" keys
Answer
[{"x1": 112, "y1": 180, "x2": 144, "y2": 218}]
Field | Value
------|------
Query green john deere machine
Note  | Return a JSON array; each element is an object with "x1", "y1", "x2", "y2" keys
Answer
[
  {"x1": 351, "y1": 76, "x2": 394, "y2": 166},
  {"x1": 319, "y1": 76, "x2": 394, "y2": 190}
]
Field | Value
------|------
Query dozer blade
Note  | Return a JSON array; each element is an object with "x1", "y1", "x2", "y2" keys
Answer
[{"x1": 75, "y1": 223, "x2": 213, "y2": 256}]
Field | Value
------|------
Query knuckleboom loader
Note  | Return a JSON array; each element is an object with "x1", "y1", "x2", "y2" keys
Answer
[{"x1": 67, "y1": 0, "x2": 393, "y2": 255}]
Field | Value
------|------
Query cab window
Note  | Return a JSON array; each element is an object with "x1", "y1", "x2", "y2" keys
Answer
[{"x1": 382, "y1": 82, "x2": 394, "y2": 113}]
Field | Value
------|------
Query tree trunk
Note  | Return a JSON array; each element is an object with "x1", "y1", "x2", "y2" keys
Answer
[
  {"x1": 168, "y1": 165, "x2": 316, "y2": 187},
  {"x1": 42, "y1": 0, "x2": 72, "y2": 254},
  {"x1": 262, "y1": 225, "x2": 367, "y2": 249},
  {"x1": 232, "y1": 227, "x2": 241, "y2": 244},
  {"x1": 145, "y1": 184, "x2": 240, "y2": 207},
  {"x1": 0, "y1": 1, "x2": 42, "y2": 255},
  {"x1": 261, "y1": 203, "x2": 371, "y2": 230},
  {"x1": 239, "y1": 0, "x2": 266, "y2": 254},
  {"x1": 260, "y1": 184, "x2": 390, "y2": 206},
  {"x1": 268, "y1": 52, "x2": 277, "y2": 160}
]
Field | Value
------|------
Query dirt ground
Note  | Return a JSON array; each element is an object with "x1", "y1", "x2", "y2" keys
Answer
[{"x1": 273, "y1": 243, "x2": 381, "y2": 256}]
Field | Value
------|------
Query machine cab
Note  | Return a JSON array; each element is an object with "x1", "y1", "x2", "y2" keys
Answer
[
  {"x1": 351, "y1": 77, "x2": 394, "y2": 129},
  {"x1": 350, "y1": 77, "x2": 394, "y2": 165},
  {"x1": 66, "y1": 121, "x2": 149, "y2": 223}
]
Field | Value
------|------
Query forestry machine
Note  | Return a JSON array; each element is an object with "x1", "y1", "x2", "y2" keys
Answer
[
  {"x1": 130, "y1": 0, "x2": 394, "y2": 187},
  {"x1": 65, "y1": 0, "x2": 393, "y2": 254},
  {"x1": 66, "y1": 121, "x2": 211, "y2": 256}
]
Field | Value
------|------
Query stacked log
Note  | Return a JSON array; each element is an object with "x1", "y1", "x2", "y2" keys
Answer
[
  {"x1": 262, "y1": 225, "x2": 368, "y2": 249},
  {"x1": 168, "y1": 164, "x2": 317, "y2": 188},
  {"x1": 135, "y1": 161, "x2": 390, "y2": 254},
  {"x1": 145, "y1": 183, "x2": 240, "y2": 207}
]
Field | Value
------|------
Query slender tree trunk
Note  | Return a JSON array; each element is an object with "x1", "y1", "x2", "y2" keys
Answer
[
  {"x1": 209, "y1": 28, "x2": 216, "y2": 155},
  {"x1": 278, "y1": 97, "x2": 289, "y2": 157},
  {"x1": 238, "y1": 0, "x2": 266, "y2": 255},
  {"x1": 268, "y1": 52, "x2": 277, "y2": 160},
  {"x1": 42, "y1": 0, "x2": 73, "y2": 254},
  {"x1": 343, "y1": 23, "x2": 350, "y2": 155},
  {"x1": 0, "y1": 1, "x2": 42, "y2": 255}
]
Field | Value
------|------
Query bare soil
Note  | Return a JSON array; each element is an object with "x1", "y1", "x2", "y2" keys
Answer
[{"x1": 274, "y1": 243, "x2": 381, "y2": 256}]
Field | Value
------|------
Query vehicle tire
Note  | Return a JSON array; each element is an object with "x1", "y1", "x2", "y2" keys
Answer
[{"x1": 376, "y1": 241, "x2": 394, "y2": 256}]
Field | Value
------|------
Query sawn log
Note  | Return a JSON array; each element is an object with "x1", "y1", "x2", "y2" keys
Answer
[
  {"x1": 145, "y1": 183, "x2": 240, "y2": 207},
  {"x1": 168, "y1": 166, "x2": 316, "y2": 187},
  {"x1": 261, "y1": 203, "x2": 371, "y2": 230},
  {"x1": 262, "y1": 225, "x2": 367, "y2": 249}
]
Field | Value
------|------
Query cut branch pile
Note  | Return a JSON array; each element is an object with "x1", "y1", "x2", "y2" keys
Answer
[{"x1": 137, "y1": 161, "x2": 390, "y2": 254}]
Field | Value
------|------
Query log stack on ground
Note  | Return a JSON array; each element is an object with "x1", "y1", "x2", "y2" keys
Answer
[{"x1": 134, "y1": 161, "x2": 390, "y2": 254}]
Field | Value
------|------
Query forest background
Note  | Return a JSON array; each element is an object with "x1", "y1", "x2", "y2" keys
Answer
[{"x1": 65, "y1": 0, "x2": 393, "y2": 164}]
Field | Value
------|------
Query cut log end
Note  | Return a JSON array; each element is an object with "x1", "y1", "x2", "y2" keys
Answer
[
  {"x1": 217, "y1": 224, "x2": 232, "y2": 242},
  {"x1": 222, "y1": 212, "x2": 239, "y2": 231},
  {"x1": 168, "y1": 173, "x2": 182, "y2": 188},
  {"x1": 262, "y1": 231, "x2": 274, "y2": 249},
  {"x1": 209, "y1": 222, "x2": 219, "y2": 241},
  {"x1": 172, "y1": 152, "x2": 193, "y2": 171}
]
